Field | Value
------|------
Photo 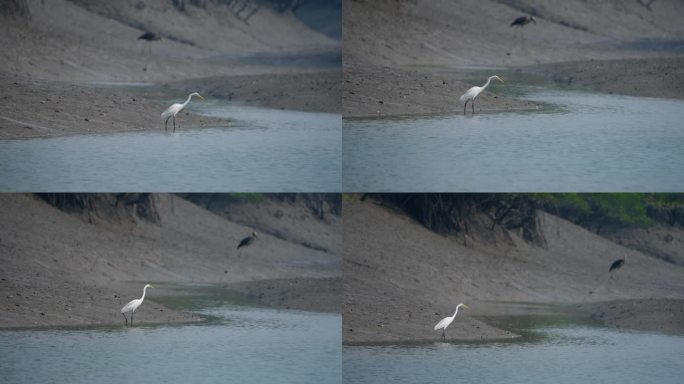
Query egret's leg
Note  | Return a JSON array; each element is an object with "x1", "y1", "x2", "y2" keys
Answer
[
  {"x1": 463, "y1": 100, "x2": 468, "y2": 115},
  {"x1": 122, "y1": 313, "x2": 128, "y2": 326},
  {"x1": 131, "y1": 313, "x2": 133, "y2": 326},
  {"x1": 472, "y1": 99, "x2": 475, "y2": 114},
  {"x1": 165, "y1": 116, "x2": 170, "y2": 132},
  {"x1": 442, "y1": 329, "x2": 446, "y2": 341},
  {"x1": 173, "y1": 116, "x2": 176, "y2": 132}
]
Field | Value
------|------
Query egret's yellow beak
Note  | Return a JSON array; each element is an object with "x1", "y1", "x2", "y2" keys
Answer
[
  {"x1": 497, "y1": 76, "x2": 504, "y2": 83},
  {"x1": 463, "y1": 304, "x2": 470, "y2": 309},
  {"x1": 198, "y1": 95, "x2": 205, "y2": 101},
  {"x1": 149, "y1": 285, "x2": 155, "y2": 288}
]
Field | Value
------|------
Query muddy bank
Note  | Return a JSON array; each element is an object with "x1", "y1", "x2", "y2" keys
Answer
[
  {"x1": 0, "y1": 274, "x2": 200, "y2": 329},
  {"x1": 523, "y1": 57, "x2": 684, "y2": 100},
  {"x1": 581, "y1": 299, "x2": 684, "y2": 335},
  {"x1": 225, "y1": 277, "x2": 341, "y2": 313},
  {"x1": 0, "y1": 69, "x2": 341, "y2": 140},
  {"x1": 172, "y1": 71, "x2": 341, "y2": 114},
  {"x1": 0, "y1": 75, "x2": 227, "y2": 139},
  {"x1": 0, "y1": 194, "x2": 340, "y2": 328},
  {"x1": 343, "y1": 65, "x2": 538, "y2": 118},
  {"x1": 343, "y1": 197, "x2": 684, "y2": 343}
]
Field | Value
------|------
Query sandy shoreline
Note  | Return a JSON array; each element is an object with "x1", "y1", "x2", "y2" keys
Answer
[
  {"x1": 0, "y1": 69, "x2": 339, "y2": 140},
  {"x1": 342, "y1": 64, "x2": 538, "y2": 118},
  {"x1": 342, "y1": 56, "x2": 684, "y2": 119},
  {"x1": 0, "y1": 75, "x2": 228, "y2": 139},
  {"x1": 171, "y1": 71, "x2": 341, "y2": 114}
]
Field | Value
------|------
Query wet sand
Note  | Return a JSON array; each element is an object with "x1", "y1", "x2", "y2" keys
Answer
[
  {"x1": 582, "y1": 299, "x2": 684, "y2": 335},
  {"x1": 0, "y1": 70, "x2": 340, "y2": 140},
  {"x1": 343, "y1": 65, "x2": 538, "y2": 118},
  {"x1": 172, "y1": 71, "x2": 341, "y2": 114},
  {"x1": 0, "y1": 75, "x2": 227, "y2": 139},
  {"x1": 0, "y1": 194, "x2": 340, "y2": 329},
  {"x1": 225, "y1": 277, "x2": 341, "y2": 314},
  {"x1": 523, "y1": 57, "x2": 684, "y2": 100}
]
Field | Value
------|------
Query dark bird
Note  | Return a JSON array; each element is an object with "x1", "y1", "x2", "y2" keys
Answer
[
  {"x1": 237, "y1": 231, "x2": 258, "y2": 250},
  {"x1": 609, "y1": 255, "x2": 626, "y2": 272},
  {"x1": 510, "y1": 16, "x2": 536, "y2": 28},
  {"x1": 138, "y1": 32, "x2": 162, "y2": 55},
  {"x1": 138, "y1": 32, "x2": 162, "y2": 42}
]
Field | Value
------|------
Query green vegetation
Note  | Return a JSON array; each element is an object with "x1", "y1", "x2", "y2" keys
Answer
[{"x1": 534, "y1": 193, "x2": 684, "y2": 232}]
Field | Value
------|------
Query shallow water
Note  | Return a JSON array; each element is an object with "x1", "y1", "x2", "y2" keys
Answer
[
  {"x1": 343, "y1": 89, "x2": 684, "y2": 191},
  {"x1": 0, "y1": 305, "x2": 341, "y2": 384},
  {"x1": 0, "y1": 103, "x2": 340, "y2": 191},
  {"x1": 343, "y1": 321, "x2": 684, "y2": 384}
]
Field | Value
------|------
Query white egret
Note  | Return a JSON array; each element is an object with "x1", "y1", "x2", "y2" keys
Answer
[
  {"x1": 434, "y1": 303, "x2": 469, "y2": 340},
  {"x1": 120, "y1": 284, "x2": 153, "y2": 326},
  {"x1": 161, "y1": 92, "x2": 205, "y2": 132},
  {"x1": 459, "y1": 75, "x2": 504, "y2": 114},
  {"x1": 237, "y1": 231, "x2": 258, "y2": 250}
]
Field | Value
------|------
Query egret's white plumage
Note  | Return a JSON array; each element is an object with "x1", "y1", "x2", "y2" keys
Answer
[
  {"x1": 120, "y1": 284, "x2": 153, "y2": 326},
  {"x1": 161, "y1": 92, "x2": 204, "y2": 132},
  {"x1": 459, "y1": 75, "x2": 503, "y2": 114},
  {"x1": 434, "y1": 303, "x2": 469, "y2": 340}
]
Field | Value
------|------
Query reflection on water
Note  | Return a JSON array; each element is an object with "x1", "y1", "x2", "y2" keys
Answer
[
  {"x1": 0, "y1": 104, "x2": 341, "y2": 192},
  {"x1": 0, "y1": 305, "x2": 341, "y2": 384},
  {"x1": 344, "y1": 322, "x2": 684, "y2": 384},
  {"x1": 343, "y1": 89, "x2": 684, "y2": 191}
]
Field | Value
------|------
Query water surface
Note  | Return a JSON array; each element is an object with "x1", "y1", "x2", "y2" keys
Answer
[
  {"x1": 0, "y1": 103, "x2": 340, "y2": 191},
  {"x1": 0, "y1": 302, "x2": 341, "y2": 384},
  {"x1": 343, "y1": 89, "x2": 684, "y2": 191},
  {"x1": 344, "y1": 318, "x2": 684, "y2": 383}
]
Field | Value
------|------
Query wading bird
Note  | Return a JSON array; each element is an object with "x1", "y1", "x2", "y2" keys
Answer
[
  {"x1": 511, "y1": 16, "x2": 535, "y2": 39},
  {"x1": 161, "y1": 92, "x2": 205, "y2": 132},
  {"x1": 138, "y1": 32, "x2": 162, "y2": 54},
  {"x1": 434, "y1": 303, "x2": 469, "y2": 341},
  {"x1": 237, "y1": 231, "x2": 258, "y2": 250},
  {"x1": 609, "y1": 254, "x2": 626, "y2": 275},
  {"x1": 459, "y1": 75, "x2": 503, "y2": 114},
  {"x1": 120, "y1": 284, "x2": 153, "y2": 326},
  {"x1": 511, "y1": 15, "x2": 536, "y2": 28}
]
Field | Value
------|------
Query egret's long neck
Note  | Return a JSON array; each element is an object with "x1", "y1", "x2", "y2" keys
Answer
[
  {"x1": 452, "y1": 306, "x2": 461, "y2": 319},
  {"x1": 482, "y1": 77, "x2": 493, "y2": 90},
  {"x1": 182, "y1": 94, "x2": 194, "y2": 107},
  {"x1": 140, "y1": 286, "x2": 148, "y2": 301}
]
